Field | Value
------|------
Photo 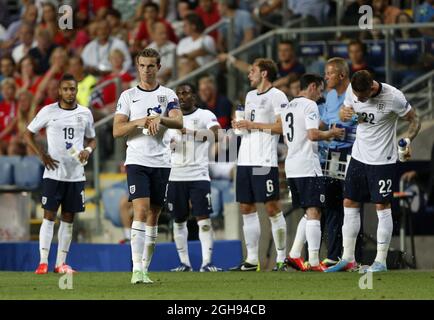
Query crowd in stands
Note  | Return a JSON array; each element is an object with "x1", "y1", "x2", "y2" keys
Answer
[{"x1": 0, "y1": 1, "x2": 431, "y2": 165}]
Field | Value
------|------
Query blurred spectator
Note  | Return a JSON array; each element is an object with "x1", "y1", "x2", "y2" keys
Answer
[
  {"x1": 113, "y1": 0, "x2": 140, "y2": 22},
  {"x1": 195, "y1": 0, "x2": 221, "y2": 41},
  {"x1": 414, "y1": 0, "x2": 434, "y2": 38},
  {"x1": 106, "y1": 8, "x2": 128, "y2": 43},
  {"x1": 38, "y1": 78, "x2": 58, "y2": 107},
  {"x1": 28, "y1": 27, "x2": 57, "y2": 75},
  {"x1": 287, "y1": 0, "x2": 330, "y2": 25},
  {"x1": 147, "y1": 22, "x2": 177, "y2": 84},
  {"x1": 78, "y1": 0, "x2": 113, "y2": 22},
  {"x1": 0, "y1": 56, "x2": 15, "y2": 85},
  {"x1": 273, "y1": 40, "x2": 305, "y2": 93},
  {"x1": 217, "y1": 0, "x2": 255, "y2": 52},
  {"x1": 287, "y1": 75, "x2": 300, "y2": 101},
  {"x1": 341, "y1": 0, "x2": 372, "y2": 26},
  {"x1": 134, "y1": 2, "x2": 178, "y2": 53},
  {"x1": 68, "y1": 12, "x2": 92, "y2": 56},
  {"x1": 0, "y1": 78, "x2": 17, "y2": 154},
  {"x1": 395, "y1": 12, "x2": 422, "y2": 39},
  {"x1": 93, "y1": 48, "x2": 134, "y2": 119},
  {"x1": 2, "y1": 4, "x2": 38, "y2": 53},
  {"x1": 172, "y1": 0, "x2": 195, "y2": 39},
  {"x1": 67, "y1": 56, "x2": 98, "y2": 107},
  {"x1": 372, "y1": 0, "x2": 401, "y2": 25},
  {"x1": 360, "y1": 14, "x2": 384, "y2": 40},
  {"x1": 347, "y1": 40, "x2": 375, "y2": 77},
  {"x1": 11, "y1": 23, "x2": 36, "y2": 63},
  {"x1": 8, "y1": 89, "x2": 35, "y2": 156},
  {"x1": 177, "y1": 13, "x2": 216, "y2": 77},
  {"x1": 254, "y1": 0, "x2": 283, "y2": 33},
  {"x1": 198, "y1": 74, "x2": 233, "y2": 129},
  {"x1": 15, "y1": 56, "x2": 42, "y2": 95},
  {"x1": 81, "y1": 20, "x2": 132, "y2": 74}
]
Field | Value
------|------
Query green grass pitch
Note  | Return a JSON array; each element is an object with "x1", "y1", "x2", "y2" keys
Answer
[{"x1": 1, "y1": 271, "x2": 433, "y2": 300}]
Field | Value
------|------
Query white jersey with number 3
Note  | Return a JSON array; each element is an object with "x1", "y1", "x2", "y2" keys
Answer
[
  {"x1": 27, "y1": 103, "x2": 95, "y2": 182},
  {"x1": 281, "y1": 97, "x2": 322, "y2": 178},
  {"x1": 237, "y1": 87, "x2": 288, "y2": 167},
  {"x1": 344, "y1": 83, "x2": 412, "y2": 165},
  {"x1": 169, "y1": 108, "x2": 220, "y2": 181},
  {"x1": 115, "y1": 85, "x2": 180, "y2": 168}
]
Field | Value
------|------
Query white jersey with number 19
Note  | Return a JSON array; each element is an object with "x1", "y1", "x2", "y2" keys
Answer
[
  {"x1": 27, "y1": 103, "x2": 95, "y2": 182},
  {"x1": 281, "y1": 97, "x2": 322, "y2": 178}
]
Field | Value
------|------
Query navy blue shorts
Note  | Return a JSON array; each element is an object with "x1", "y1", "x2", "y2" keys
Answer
[
  {"x1": 126, "y1": 165, "x2": 170, "y2": 206},
  {"x1": 344, "y1": 157, "x2": 396, "y2": 204},
  {"x1": 41, "y1": 178, "x2": 85, "y2": 213},
  {"x1": 287, "y1": 176, "x2": 326, "y2": 209},
  {"x1": 236, "y1": 166, "x2": 280, "y2": 203},
  {"x1": 166, "y1": 180, "x2": 212, "y2": 220}
]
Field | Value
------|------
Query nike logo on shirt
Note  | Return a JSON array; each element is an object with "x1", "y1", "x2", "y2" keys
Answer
[{"x1": 132, "y1": 100, "x2": 140, "y2": 103}]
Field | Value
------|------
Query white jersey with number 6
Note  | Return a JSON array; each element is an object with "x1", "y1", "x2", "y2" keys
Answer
[
  {"x1": 169, "y1": 108, "x2": 220, "y2": 181},
  {"x1": 115, "y1": 85, "x2": 180, "y2": 168},
  {"x1": 237, "y1": 87, "x2": 288, "y2": 167},
  {"x1": 281, "y1": 97, "x2": 322, "y2": 178},
  {"x1": 343, "y1": 82, "x2": 412, "y2": 165},
  {"x1": 27, "y1": 103, "x2": 95, "y2": 182}
]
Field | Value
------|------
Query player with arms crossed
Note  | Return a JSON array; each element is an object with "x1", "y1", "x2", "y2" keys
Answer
[
  {"x1": 113, "y1": 48, "x2": 183, "y2": 284},
  {"x1": 281, "y1": 74, "x2": 344, "y2": 271},
  {"x1": 231, "y1": 58, "x2": 289, "y2": 271},
  {"x1": 167, "y1": 83, "x2": 222, "y2": 272},
  {"x1": 27, "y1": 74, "x2": 96, "y2": 274},
  {"x1": 326, "y1": 70, "x2": 421, "y2": 273}
]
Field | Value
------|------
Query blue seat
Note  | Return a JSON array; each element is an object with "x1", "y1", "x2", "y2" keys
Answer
[
  {"x1": 102, "y1": 181, "x2": 128, "y2": 227},
  {"x1": 13, "y1": 156, "x2": 43, "y2": 189},
  {"x1": 365, "y1": 40, "x2": 385, "y2": 67},
  {"x1": 328, "y1": 41, "x2": 349, "y2": 59},
  {"x1": 0, "y1": 159, "x2": 13, "y2": 185},
  {"x1": 298, "y1": 41, "x2": 326, "y2": 57},
  {"x1": 394, "y1": 38, "x2": 423, "y2": 66}
]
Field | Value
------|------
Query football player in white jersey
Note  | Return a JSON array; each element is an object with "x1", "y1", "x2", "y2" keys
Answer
[
  {"x1": 113, "y1": 48, "x2": 183, "y2": 284},
  {"x1": 230, "y1": 58, "x2": 289, "y2": 272},
  {"x1": 326, "y1": 70, "x2": 421, "y2": 273},
  {"x1": 25, "y1": 74, "x2": 96, "y2": 274},
  {"x1": 166, "y1": 83, "x2": 223, "y2": 272},
  {"x1": 280, "y1": 73, "x2": 344, "y2": 271}
]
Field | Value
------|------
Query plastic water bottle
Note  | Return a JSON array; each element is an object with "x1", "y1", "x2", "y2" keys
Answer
[
  {"x1": 398, "y1": 138, "x2": 411, "y2": 162},
  {"x1": 234, "y1": 104, "x2": 245, "y2": 136},
  {"x1": 351, "y1": 113, "x2": 359, "y2": 125},
  {"x1": 143, "y1": 106, "x2": 162, "y2": 135},
  {"x1": 65, "y1": 142, "x2": 87, "y2": 166}
]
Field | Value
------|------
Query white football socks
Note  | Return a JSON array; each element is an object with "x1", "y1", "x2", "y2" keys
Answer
[
  {"x1": 173, "y1": 221, "x2": 191, "y2": 267},
  {"x1": 198, "y1": 218, "x2": 213, "y2": 267},
  {"x1": 123, "y1": 228, "x2": 131, "y2": 240},
  {"x1": 269, "y1": 211, "x2": 287, "y2": 263},
  {"x1": 142, "y1": 225, "x2": 158, "y2": 272},
  {"x1": 39, "y1": 219, "x2": 54, "y2": 264},
  {"x1": 306, "y1": 219, "x2": 321, "y2": 266},
  {"x1": 131, "y1": 221, "x2": 146, "y2": 271},
  {"x1": 375, "y1": 208, "x2": 393, "y2": 265},
  {"x1": 242, "y1": 212, "x2": 260, "y2": 265},
  {"x1": 56, "y1": 221, "x2": 73, "y2": 267},
  {"x1": 289, "y1": 215, "x2": 307, "y2": 259},
  {"x1": 342, "y1": 207, "x2": 361, "y2": 262}
]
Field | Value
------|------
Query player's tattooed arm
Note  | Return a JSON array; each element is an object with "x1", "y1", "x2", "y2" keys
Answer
[
  {"x1": 24, "y1": 129, "x2": 59, "y2": 170},
  {"x1": 402, "y1": 108, "x2": 421, "y2": 141}
]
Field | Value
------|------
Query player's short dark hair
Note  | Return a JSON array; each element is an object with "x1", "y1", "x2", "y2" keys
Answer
[
  {"x1": 218, "y1": 0, "x2": 238, "y2": 10},
  {"x1": 299, "y1": 73, "x2": 323, "y2": 90},
  {"x1": 177, "y1": 82, "x2": 197, "y2": 94},
  {"x1": 348, "y1": 39, "x2": 367, "y2": 55},
  {"x1": 59, "y1": 73, "x2": 77, "y2": 85},
  {"x1": 254, "y1": 58, "x2": 278, "y2": 82},
  {"x1": 144, "y1": 2, "x2": 159, "y2": 12},
  {"x1": 184, "y1": 13, "x2": 206, "y2": 33},
  {"x1": 278, "y1": 40, "x2": 295, "y2": 48},
  {"x1": 351, "y1": 70, "x2": 373, "y2": 92},
  {"x1": 136, "y1": 48, "x2": 161, "y2": 65},
  {"x1": 107, "y1": 8, "x2": 122, "y2": 20}
]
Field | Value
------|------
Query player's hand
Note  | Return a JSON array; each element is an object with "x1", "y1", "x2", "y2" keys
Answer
[
  {"x1": 148, "y1": 116, "x2": 161, "y2": 136},
  {"x1": 341, "y1": 106, "x2": 355, "y2": 122},
  {"x1": 403, "y1": 146, "x2": 412, "y2": 161},
  {"x1": 330, "y1": 124, "x2": 345, "y2": 140},
  {"x1": 41, "y1": 153, "x2": 59, "y2": 170},
  {"x1": 78, "y1": 149, "x2": 90, "y2": 164},
  {"x1": 135, "y1": 116, "x2": 148, "y2": 128},
  {"x1": 233, "y1": 120, "x2": 255, "y2": 130}
]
